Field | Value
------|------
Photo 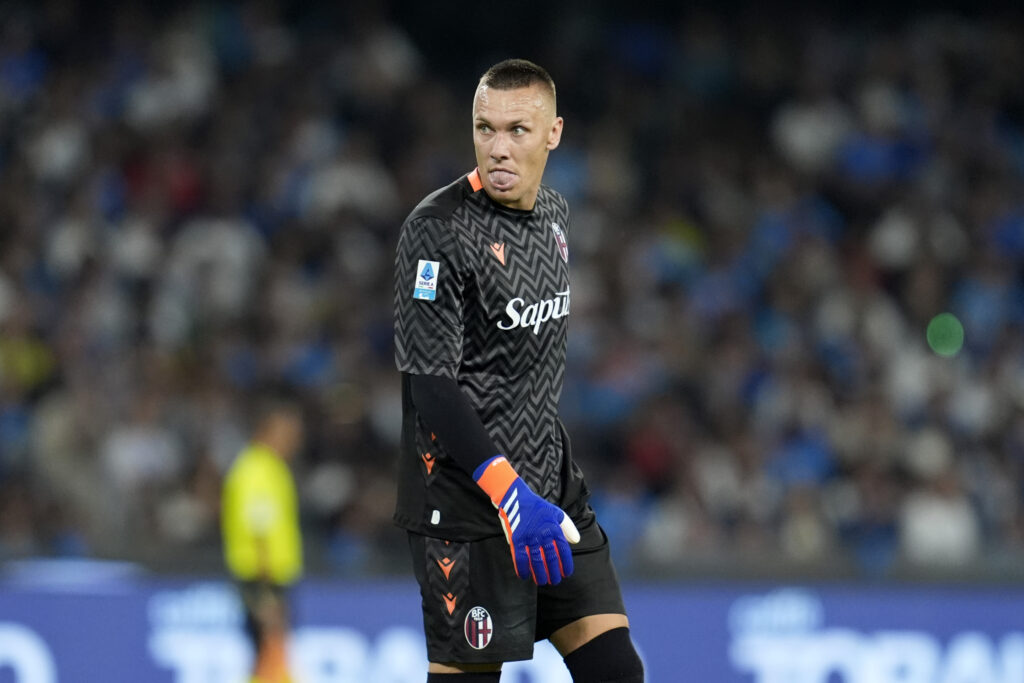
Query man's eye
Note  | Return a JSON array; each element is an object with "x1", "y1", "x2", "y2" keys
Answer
[
  {"x1": 478, "y1": 124, "x2": 492, "y2": 134},
  {"x1": 512, "y1": 126, "x2": 526, "y2": 135}
]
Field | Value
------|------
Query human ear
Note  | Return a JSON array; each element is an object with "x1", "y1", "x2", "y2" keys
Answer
[{"x1": 547, "y1": 117, "x2": 564, "y2": 151}]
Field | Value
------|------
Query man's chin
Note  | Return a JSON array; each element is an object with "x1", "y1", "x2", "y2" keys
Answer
[{"x1": 485, "y1": 184, "x2": 519, "y2": 203}]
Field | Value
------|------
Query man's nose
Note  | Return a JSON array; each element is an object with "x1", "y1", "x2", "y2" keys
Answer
[{"x1": 490, "y1": 133, "x2": 510, "y2": 160}]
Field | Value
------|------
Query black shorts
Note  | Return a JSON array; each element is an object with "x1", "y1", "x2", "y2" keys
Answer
[
  {"x1": 236, "y1": 581, "x2": 289, "y2": 653},
  {"x1": 407, "y1": 505, "x2": 627, "y2": 664}
]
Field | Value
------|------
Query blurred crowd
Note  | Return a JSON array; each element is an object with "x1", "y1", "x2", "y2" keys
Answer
[{"x1": 1, "y1": 2, "x2": 1023, "y2": 579}]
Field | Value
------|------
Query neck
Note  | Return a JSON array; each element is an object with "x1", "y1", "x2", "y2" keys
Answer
[{"x1": 254, "y1": 438, "x2": 284, "y2": 458}]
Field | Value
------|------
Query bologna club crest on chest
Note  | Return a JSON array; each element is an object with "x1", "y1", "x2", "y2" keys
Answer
[
  {"x1": 551, "y1": 222, "x2": 568, "y2": 263},
  {"x1": 465, "y1": 606, "x2": 494, "y2": 650}
]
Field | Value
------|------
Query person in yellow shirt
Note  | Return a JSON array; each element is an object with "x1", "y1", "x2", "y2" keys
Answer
[{"x1": 222, "y1": 401, "x2": 304, "y2": 683}]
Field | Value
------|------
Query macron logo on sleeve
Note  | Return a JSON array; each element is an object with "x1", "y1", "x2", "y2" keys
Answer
[{"x1": 413, "y1": 260, "x2": 440, "y2": 301}]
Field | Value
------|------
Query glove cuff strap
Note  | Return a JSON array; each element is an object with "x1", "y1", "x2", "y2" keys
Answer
[{"x1": 473, "y1": 455, "x2": 519, "y2": 506}]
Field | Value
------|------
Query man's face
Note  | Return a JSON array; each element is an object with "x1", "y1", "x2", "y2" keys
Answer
[
  {"x1": 268, "y1": 411, "x2": 304, "y2": 462},
  {"x1": 472, "y1": 83, "x2": 563, "y2": 210}
]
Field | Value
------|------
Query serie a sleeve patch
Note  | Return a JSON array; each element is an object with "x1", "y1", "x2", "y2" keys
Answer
[{"x1": 413, "y1": 259, "x2": 441, "y2": 301}]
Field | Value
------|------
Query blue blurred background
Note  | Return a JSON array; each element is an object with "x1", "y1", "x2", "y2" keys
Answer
[{"x1": 1, "y1": 1, "x2": 1024, "y2": 679}]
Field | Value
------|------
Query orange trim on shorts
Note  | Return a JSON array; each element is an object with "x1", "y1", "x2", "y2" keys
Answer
[
  {"x1": 467, "y1": 168, "x2": 484, "y2": 192},
  {"x1": 475, "y1": 457, "x2": 518, "y2": 506}
]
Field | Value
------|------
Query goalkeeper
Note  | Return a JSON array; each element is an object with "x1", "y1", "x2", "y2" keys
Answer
[{"x1": 393, "y1": 59, "x2": 643, "y2": 682}]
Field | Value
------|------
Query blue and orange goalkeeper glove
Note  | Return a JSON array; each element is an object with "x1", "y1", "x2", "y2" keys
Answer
[{"x1": 473, "y1": 455, "x2": 580, "y2": 585}]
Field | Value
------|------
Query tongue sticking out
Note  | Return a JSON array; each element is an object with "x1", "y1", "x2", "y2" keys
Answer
[{"x1": 489, "y1": 170, "x2": 517, "y2": 190}]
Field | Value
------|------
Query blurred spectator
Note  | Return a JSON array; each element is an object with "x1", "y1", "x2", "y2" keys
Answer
[
  {"x1": 898, "y1": 428, "x2": 982, "y2": 568},
  {"x1": 900, "y1": 472, "x2": 982, "y2": 569}
]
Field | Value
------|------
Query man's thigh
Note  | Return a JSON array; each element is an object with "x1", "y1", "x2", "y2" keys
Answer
[
  {"x1": 535, "y1": 509, "x2": 627, "y2": 642},
  {"x1": 408, "y1": 532, "x2": 537, "y2": 664}
]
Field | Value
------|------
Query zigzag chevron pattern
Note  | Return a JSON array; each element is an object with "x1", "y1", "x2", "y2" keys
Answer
[{"x1": 395, "y1": 181, "x2": 576, "y2": 503}]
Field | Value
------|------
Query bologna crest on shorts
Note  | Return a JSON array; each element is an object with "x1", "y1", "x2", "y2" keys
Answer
[
  {"x1": 551, "y1": 222, "x2": 568, "y2": 263},
  {"x1": 465, "y1": 606, "x2": 493, "y2": 650}
]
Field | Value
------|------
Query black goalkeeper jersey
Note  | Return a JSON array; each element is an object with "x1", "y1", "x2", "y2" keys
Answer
[{"x1": 393, "y1": 169, "x2": 589, "y2": 540}]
